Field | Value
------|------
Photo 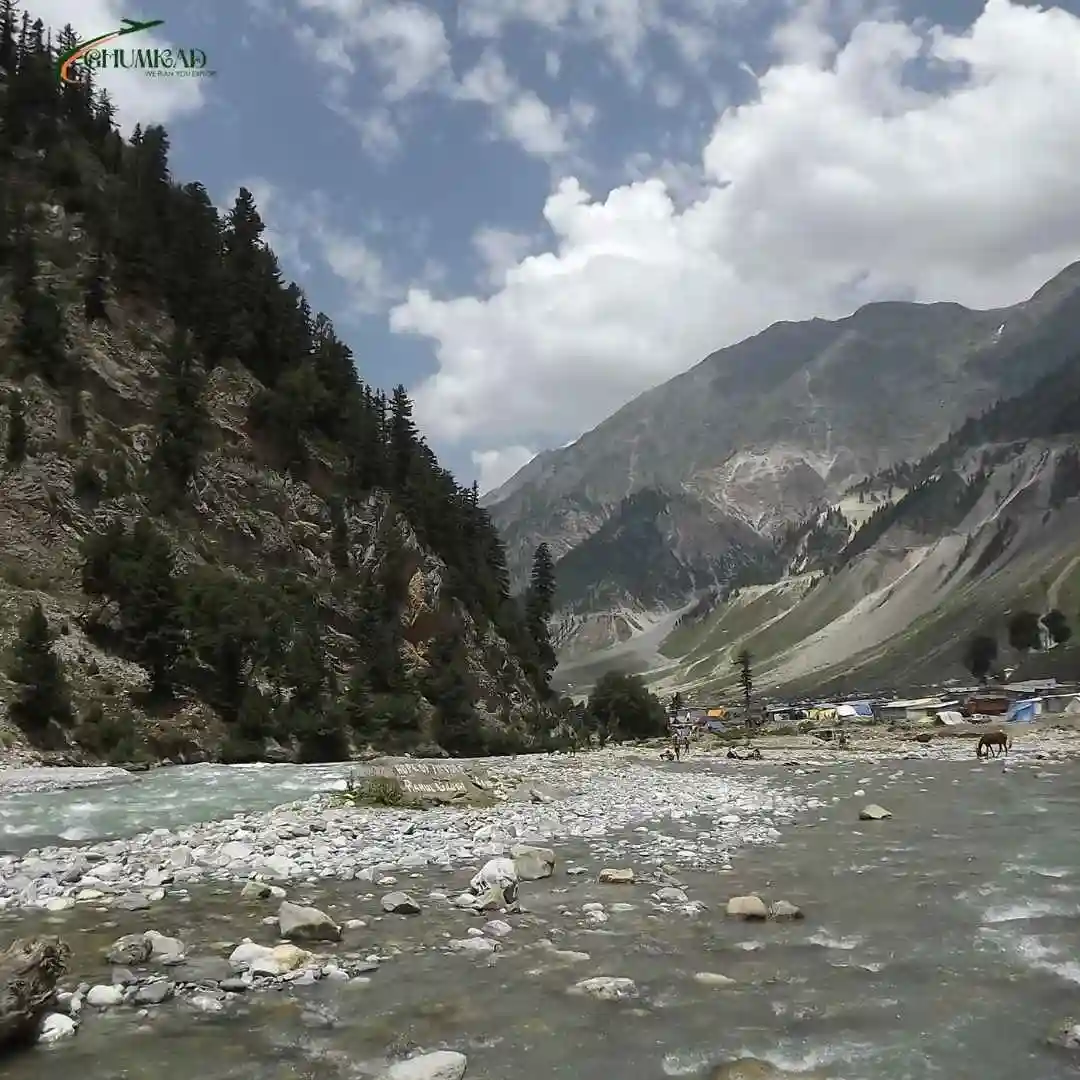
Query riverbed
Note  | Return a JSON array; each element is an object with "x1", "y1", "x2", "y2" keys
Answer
[{"x1": 3, "y1": 752, "x2": 1080, "y2": 1078}]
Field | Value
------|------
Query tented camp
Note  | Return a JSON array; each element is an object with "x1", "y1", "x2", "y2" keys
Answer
[
  {"x1": 1039, "y1": 694, "x2": 1080, "y2": 716},
  {"x1": 880, "y1": 697, "x2": 959, "y2": 723}
]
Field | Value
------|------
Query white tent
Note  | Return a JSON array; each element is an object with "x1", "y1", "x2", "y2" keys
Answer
[{"x1": 934, "y1": 711, "x2": 965, "y2": 726}]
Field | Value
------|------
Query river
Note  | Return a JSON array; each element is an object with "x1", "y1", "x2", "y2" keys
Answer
[
  {"x1": 0, "y1": 763, "x2": 358, "y2": 850},
  {"x1": 3, "y1": 754, "x2": 1080, "y2": 1078}
]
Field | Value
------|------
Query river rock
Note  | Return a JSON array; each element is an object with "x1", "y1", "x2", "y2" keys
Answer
[
  {"x1": 86, "y1": 984, "x2": 124, "y2": 1008},
  {"x1": 859, "y1": 804, "x2": 892, "y2": 820},
  {"x1": 472, "y1": 886, "x2": 514, "y2": 911},
  {"x1": 170, "y1": 956, "x2": 233, "y2": 984},
  {"x1": 380, "y1": 1050, "x2": 468, "y2": 1080},
  {"x1": 569, "y1": 976, "x2": 638, "y2": 1001},
  {"x1": 168, "y1": 846, "x2": 194, "y2": 869},
  {"x1": 598, "y1": 868, "x2": 635, "y2": 885},
  {"x1": 88, "y1": 862, "x2": 123, "y2": 883},
  {"x1": 106, "y1": 934, "x2": 153, "y2": 965},
  {"x1": 1047, "y1": 1018, "x2": 1080, "y2": 1051},
  {"x1": 694, "y1": 972, "x2": 736, "y2": 987},
  {"x1": 59, "y1": 857, "x2": 89, "y2": 884},
  {"x1": 144, "y1": 931, "x2": 186, "y2": 962},
  {"x1": 654, "y1": 887, "x2": 689, "y2": 903},
  {"x1": 448, "y1": 937, "x2": 498, "y2": 954},
  {"x1": 259, "y1": 944, "x2": 314, "y2": 975},
  {"x1": 134, "y1": 980, "x2": 174, "y2": 1005},
  {"x1": 381, "y1": 891, "x2": 421, "y2": 915},
  {"x1": 220, "y1": 841, "x2": 255, "y2": 862},
  {"x1": 116, "y1": 892, "x2": 152, "y2": 912},
  {"x1": 509, "y1": 781, "x2": 571, "y2": 804},
  {"x1": 278, "y1": 900, "x2": 342, "y2": 942},
  {"x1": 241, "y1": 881, "x2": 273, "y2": 900},
  {"x1": 38, "y1": 1013, "x2": 77, "y2": 1043},
  {"x1": 726, "y1": 895, "x2": 769, "y2": 920},
  {"x1": 769, "y1": 900, "x2": 804, "y2": 920},
  {"x1": 470, "y1": 857, "x2": 518, "y2": 894},
  {"x1": 511, "y1": 844, "x2": 555, "y2": 881}
]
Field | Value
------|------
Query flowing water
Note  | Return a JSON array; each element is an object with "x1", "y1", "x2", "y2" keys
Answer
[
  {"x1": 4, "y1": 756, "x2": 1080, "y2": 1078},
  {"x1": 0, "y1": 763, "x2": 359, "y2": 850}
]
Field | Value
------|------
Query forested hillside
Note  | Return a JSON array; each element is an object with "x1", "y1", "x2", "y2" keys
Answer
[
  {"x1": 0, "y1": 9, "x2": 560, "y2": 764},
  {"x1": 836, "y1": 348, "x2": 1080, "y2": 569}
]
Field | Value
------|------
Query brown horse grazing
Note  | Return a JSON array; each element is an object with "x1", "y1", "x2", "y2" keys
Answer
[{"x1": 976, "y1": 730, "x2": 1012, "y2": 758}]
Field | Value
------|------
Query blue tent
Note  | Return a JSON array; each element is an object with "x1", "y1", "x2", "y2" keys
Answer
[{"x1": 1006, "y1": 699, "x2": 1038, "y2": 723}]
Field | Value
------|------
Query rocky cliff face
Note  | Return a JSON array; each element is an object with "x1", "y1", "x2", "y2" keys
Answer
[
  {"x1": 0, "y1": 294, "x2": 546, "y2": 763},
  {"x1": 489, "y1": 261, "x2": 1080, "y2": 657}
]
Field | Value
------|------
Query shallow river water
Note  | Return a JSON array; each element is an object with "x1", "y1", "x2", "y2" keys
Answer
[{"x1": 4, "y1": 755, "x2": 1080, "y2": 1079}]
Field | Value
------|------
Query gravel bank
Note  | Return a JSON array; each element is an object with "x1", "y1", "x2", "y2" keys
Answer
[{"x1": 0, "y1": 752, "x2": 804, "y2": 913}]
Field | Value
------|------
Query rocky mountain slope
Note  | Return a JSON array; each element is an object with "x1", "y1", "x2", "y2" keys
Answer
[
  {"x1": 0, "y1": 17, "x2": 556, "y2": 765},
  {"x1": 489, "y1": 262, "x2": 1080, "y2": 654},
  {"x1": 637, "y1": 347, "x2": 1080, "y2": 699}
]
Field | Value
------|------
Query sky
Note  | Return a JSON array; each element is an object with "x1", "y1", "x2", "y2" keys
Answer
[{"x1": 27, "y1": 0, "x2": 1080, "y2": 493}]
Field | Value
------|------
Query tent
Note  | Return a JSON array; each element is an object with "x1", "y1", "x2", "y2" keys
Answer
[
  {"x1": 1006, "y1": 699, "x2": 1038, "y2": 723},
  {"x1": 934, "y1": 710, "x2": 965, "y2": 726}
]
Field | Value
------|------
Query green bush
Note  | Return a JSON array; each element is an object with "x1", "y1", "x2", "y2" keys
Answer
[
  {"x1": 74, "y1": 702, "x2": 141, "y2": 763},
  {"x1": 338, "y1": 772, "x2": 404, "y2": 807}
]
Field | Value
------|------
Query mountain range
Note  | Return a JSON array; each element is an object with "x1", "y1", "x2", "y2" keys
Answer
[{"x1": 486, "y1": 261, "x2": 1080, "y2": 693}]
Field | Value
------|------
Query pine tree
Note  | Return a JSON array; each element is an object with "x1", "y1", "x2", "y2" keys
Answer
[
  {"x1": 149, "y1": 327, "x2": 206, "y2": 507},
  {"x1": 5, "y1": 389, "x2": 27, "y2": 464},
  {"x1": 424, "y1": 628, "x2": 481, "y2": 755},
  {"x1": 389, "y1": 384, "x2": 417, "y2": 493},
  {"x1": 734, "y1": 649, "x2": 754, "y2": 729},
  {"x1": 11, "y1": 230, "x2": 73, "y2": 385},
  {"x1": 80, "y1": 519, "x2": 185, "y2": 695},
  {"x1": 525, "y1": 543, "x2": 557, "y2": 687},
  {"x1": 8, "y1": 603, "x2": 74, "y2": 743}
]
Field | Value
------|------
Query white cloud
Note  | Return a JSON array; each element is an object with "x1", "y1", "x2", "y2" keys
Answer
[
  {"x1": 456, "y1": 49, "x2": 594, "y2": 160},
  {"x1": 353, "y1": 3, "x2": 452, "y2": 101},
  {"x1": 473, "y1": 226, "x2": 538, "y2": 287},
  {"x1": 290, "y1": 0, "x2": 451, "y2": 159},
  {"x1": 28, "y1": 0, "x2": 206, "y2": 131},
  {"x1": 472, "y1": 445, "x2": 539, "y2": 494},
  {"x1": 457, "y1": 0, "x2": 749, "y2": 81},
  {"x1": 390, "y1": 0, "x2": 1080, "y2": 453},
  {"x1": 233, "y1": 178, "x2": 401, "y2": 315}
]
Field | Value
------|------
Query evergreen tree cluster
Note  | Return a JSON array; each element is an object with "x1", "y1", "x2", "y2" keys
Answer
[
  {"x1": 837, "y1": 468, "x2": 991, "y2": 570},
  {"x1": 0, "y1": 7, "x2": 555, "y2": 760},
  {"x1": 583, "y1": 672, "x2": 666, "y2": 746}
]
